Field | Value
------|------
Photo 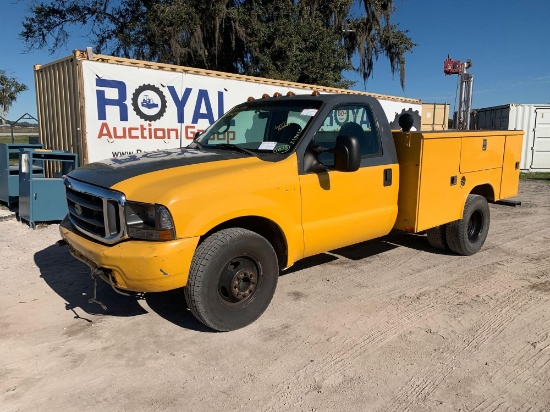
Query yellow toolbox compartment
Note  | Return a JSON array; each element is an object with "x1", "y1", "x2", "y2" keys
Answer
[{"x1": 392, "y1": 130, "x2": 523, "y2": 233}]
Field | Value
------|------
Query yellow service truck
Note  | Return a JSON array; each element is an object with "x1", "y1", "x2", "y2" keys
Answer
[{"x1": 59, "y1": 94, "x2": 523, "y2": 331}]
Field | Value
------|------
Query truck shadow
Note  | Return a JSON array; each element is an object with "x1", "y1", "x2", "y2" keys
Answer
[
  {"x1": 282, "y1": 231, "x2": 451, "y2": 274},
  {"x1": 331, "y1": 230, "x2": 454, "y2": 260},
  {"x1": 34, "y1": 244, "x2": 147, "y2": 320},
  {"x1": 144, "y1": 290, "x2": 214, "y2": 332},
  {"x1": 34, "y1": 244, "x2": 213, "y2": 331},
  {"x1": 382, "y1": 231, "x2": 455, "y2": 256},
  {"x1": 34, "y1": 231, "x2": 448, "y2": 331}
]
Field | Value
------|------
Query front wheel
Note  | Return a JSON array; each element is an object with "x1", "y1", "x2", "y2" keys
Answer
[
  {"x1": 446, "y1": 195, "x2": 490, "y2": 256},
  {"x1": 184, "y1": 228, "x2": 279, "y2": 331}
]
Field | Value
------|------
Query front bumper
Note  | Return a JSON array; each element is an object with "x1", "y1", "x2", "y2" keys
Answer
[{"x1": 59, "y1": 217, "x2": 200, "y2": 293}]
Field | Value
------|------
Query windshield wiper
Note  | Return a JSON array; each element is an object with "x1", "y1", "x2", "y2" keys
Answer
[{"x1": 212, "y1": 144, "x2": 260, "y2": 158}]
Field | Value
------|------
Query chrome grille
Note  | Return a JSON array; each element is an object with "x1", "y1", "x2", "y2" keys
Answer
[{"x1": 64, "y1": 177, "x2": 127, "y2": 244}]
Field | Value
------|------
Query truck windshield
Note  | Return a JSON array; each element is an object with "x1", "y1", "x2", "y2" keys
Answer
[{"x1": 195, "y1": 100, "x2": 323, "y2": 155}]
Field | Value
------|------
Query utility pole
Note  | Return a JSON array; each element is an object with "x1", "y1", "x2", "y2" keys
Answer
[{"x1": 444, "y1": 55, "x2": 474, "y2": 130}]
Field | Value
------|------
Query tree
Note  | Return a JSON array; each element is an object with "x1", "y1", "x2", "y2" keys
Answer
[
  {"x1": 21, "y1": 0, "x2": 415, "y2": 89},
  {"x1": 0, "y1": 71, "x2": 29, "y2": 125}
]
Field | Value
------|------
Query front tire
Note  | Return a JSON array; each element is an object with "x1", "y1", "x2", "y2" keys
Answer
[
  {"x1": 184, "y1": 228, "x2": 279, "y2": 331},
  {"x1": 446, "y1": 195, "x2": 490, "y2": 256}
]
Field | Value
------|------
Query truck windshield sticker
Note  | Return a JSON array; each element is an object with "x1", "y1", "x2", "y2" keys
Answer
[
  {"x1": 300, "y1": 108, "x2": 318, "y2": 116},
  {"x1": 258, "y1": 142, "x2": 277, "y2": 151},
  {"x1": 273, "y1": 144, "x2": 291, "y2": 153}
]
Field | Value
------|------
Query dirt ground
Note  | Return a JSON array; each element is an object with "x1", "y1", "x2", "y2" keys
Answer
[{"x1": 1, "y1": 179, "x2": 549, "y2": 412}]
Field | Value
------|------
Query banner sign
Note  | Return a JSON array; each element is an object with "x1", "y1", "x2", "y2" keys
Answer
[{"x1": 82, "y1": 61, "x2": 421, "y2": 163}]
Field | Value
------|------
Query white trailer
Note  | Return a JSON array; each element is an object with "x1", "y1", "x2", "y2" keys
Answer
[
  {"x1": 472, "y1": 104, "x2": 550, "y2": 171},
  {"x1": 35, "y1": 49, "x2": 422, "y2": 165}
]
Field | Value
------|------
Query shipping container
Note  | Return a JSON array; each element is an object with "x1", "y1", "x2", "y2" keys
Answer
[
  {"x1": 471, "y1": 104, "x2": 550, "y2": 171},
  {"x1": 421, "y1": 103, "x2": 449, "y2": 131},
  {"x1": 34, "y1": 49, "x2": 422, "y2": 166}
]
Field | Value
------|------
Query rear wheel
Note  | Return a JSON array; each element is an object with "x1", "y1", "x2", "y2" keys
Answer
[
  {"x1": 184, "y1": 228, "x2": 279, "y2": 331},
  {"x1": 446, "y1": 195, "x2": 490, "y2": 256},
  {"x1": 426, "y1": 224, "x2": 449, "y2": 251}
]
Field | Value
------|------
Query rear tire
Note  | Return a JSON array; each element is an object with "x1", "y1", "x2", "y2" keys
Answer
[
  {"x1": 446, "y1": 195, "x2": 490, "y2": 256},
  {"x1": 426, "y1": 225, "x2": 449, "y2": 251},
  {"x1": 184, "y1": 228, "x2": 279, "y2": 331}
]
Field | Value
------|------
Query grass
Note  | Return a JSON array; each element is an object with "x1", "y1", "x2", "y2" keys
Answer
[
  {"x1": 520, "y1": 172, "x2": 550, "y2": 181},
  {"x1": 0, "y1": 135, "x2": 38, "y2": 145}
]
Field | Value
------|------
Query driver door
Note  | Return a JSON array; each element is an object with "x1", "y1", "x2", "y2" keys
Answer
[{"x1": 299, "y1": 104, "x2": 398, "y2": 257}]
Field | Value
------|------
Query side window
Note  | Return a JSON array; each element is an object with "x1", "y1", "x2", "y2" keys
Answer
[{"x1": 314, "y1": 105, "x2": 381, "y2": 166}]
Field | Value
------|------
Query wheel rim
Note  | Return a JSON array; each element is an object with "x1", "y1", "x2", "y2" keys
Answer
[
  {"x1": 218, "y1": 257, "x2": 259, "y2": 306},
  {"x1": 467, "y1": 210, "x2": 484, "y2": 242}
]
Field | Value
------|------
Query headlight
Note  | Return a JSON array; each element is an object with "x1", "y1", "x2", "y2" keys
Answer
[{"x1": 125, "y1": 201, "x2": 176, "y2": 241}]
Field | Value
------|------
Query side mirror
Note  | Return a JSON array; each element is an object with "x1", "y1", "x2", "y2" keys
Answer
[
  {"x1": 333, "y1": 135, "x2": 361, "y2": 172},
  {"x1": 194, "y1": 131, "x2": 202, "y2": 140}
]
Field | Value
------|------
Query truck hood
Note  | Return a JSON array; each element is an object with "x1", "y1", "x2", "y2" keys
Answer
[{"x1": 68, "y1": 148, "x2": 249, "y2": 188}]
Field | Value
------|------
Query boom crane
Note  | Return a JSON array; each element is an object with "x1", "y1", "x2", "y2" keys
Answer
[{"x1": 444, "y1": 55, "x2": 474, "y2": 130}]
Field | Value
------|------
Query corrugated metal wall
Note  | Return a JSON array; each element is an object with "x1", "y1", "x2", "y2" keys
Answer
[{"x1": 34, "y1": 56, "x2": 83, "y2": 174}]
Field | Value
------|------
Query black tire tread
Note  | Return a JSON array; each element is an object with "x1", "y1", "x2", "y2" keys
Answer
[
  {"x1": 446, "y1": 194, "x2": 490, "y2": 256},
  {"x1": 184, "y1": 230, "x2": 232, "y2": 328},
  {"x1": 426, "y1": 225, "x2": 448, "y2": 250},
  {"x1": 184, "y1": 228, "x2": 277, "y2": 331}
]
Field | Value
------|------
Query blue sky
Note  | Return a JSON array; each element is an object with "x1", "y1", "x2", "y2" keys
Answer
[{"x1": 1, "y1": 0, "x2": 549, "y2": 121}]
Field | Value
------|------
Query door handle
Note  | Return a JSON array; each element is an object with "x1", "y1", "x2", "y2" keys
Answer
[{"x1": 384, "y1": 168, "x2": 392, "y2": 187}]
